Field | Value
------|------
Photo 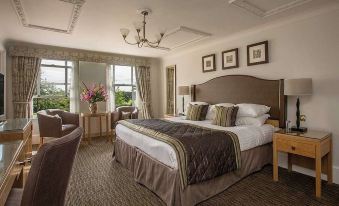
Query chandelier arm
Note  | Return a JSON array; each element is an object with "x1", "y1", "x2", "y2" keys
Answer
[
  {"x1": 124, "y1": 39, "x2": 139, "y2": 45},
  {"x1": 147, "y1": 39, "x2": 161, "y2": 45},
  {"x1": 146, "y1": 41, "x2": 160, "y2": 48}
]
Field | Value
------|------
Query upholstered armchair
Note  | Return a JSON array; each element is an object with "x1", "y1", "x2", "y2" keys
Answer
[
  {"x1": 5, "y1": 128, "x2": 83, "y2": 206},
  {"x1": 111, "y1": 106, "x2": 138, "y2": 129},
  {"x1": 37, "y1": 109, "x2": 79, "y2": 145}
]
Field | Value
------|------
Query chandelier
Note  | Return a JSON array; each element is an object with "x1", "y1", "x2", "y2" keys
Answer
[{"x1": 120, "y1": 9, "x2": 165, "y2": 49}]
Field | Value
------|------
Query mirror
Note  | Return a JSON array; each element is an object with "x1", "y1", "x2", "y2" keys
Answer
[{"x1": 166, "y1": 65, "x2": 176, "y2": 115}]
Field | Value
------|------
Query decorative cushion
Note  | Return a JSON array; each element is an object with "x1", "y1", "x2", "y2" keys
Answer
[
  {"x1": 212, "y1": 106, "x2": 239, "y2": 127},
  {"x1": 186, "y1": 104, "x2": 209, "y2": 121},
  {"x1": 54, "y1": 114, "x2": 62, "y2": 124},
  {"x1": 121, "y1": 111, "x2": 132, "y2": 120}
]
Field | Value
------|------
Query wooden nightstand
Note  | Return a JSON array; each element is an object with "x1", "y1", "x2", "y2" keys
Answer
[{"x1": 273, "y1": 130, "x2": 332, "y2": 198}]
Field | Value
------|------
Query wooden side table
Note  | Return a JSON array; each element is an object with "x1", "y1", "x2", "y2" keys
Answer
[
  {"x1": 273, "y1": 130, "x2": 332, "y2": 198},
  {"x1": 81, "y1": 113, "x2": 110, "y2": 144}
]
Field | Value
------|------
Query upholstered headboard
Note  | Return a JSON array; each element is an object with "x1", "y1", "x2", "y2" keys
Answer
[{"x1": 191, "y1": 75, "x2": 286, "y2": 128}]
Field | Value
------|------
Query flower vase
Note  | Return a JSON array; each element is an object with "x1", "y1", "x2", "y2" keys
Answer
[{"x1": 89, "y1": 103, "x2": 98, "y2": 114}]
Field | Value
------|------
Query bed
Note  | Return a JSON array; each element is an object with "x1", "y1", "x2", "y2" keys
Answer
[{"x1": 113, "y1": 75, "x2": 286, "y2": 206}]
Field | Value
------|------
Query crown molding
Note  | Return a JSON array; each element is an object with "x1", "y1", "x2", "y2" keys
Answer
[
  {"x1": 229, "y1": 0, "x2": 312, "y2": 18},
  {"x1": 11, "y1": 0, "x2": 86, "y2": 34}
]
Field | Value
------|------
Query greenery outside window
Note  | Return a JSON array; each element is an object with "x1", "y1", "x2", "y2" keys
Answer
[
  {"x1": 33, "y1": 59, "x2": 72, "y2": 116},
  {"x1": 112, "y1": 65, "x2": 136, "y2": 107}
]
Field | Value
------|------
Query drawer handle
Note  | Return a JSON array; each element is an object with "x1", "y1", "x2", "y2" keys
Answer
[{"x1": 291, "y1": 146, "x2": 296, "y2": 151}]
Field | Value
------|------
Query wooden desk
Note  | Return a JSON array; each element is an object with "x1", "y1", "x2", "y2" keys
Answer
[
  {"x1": 0, "y1": 119, "x2": 32, "y2": 206},
  {"x1": 273, "y1": 130, "x2": 332, "y2": 198},
  {"x1": 81, "y1": 113, "x2": 110, "y2": 144}
]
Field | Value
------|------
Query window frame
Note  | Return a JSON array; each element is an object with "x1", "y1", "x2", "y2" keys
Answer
[
  {"x1": 36, "y1": 60, "x2": 72, "y2": 98},
  {"x1": 112, "y1": 65, "x2": 137, "y2": 107},
  {"x1": 32, "y1": 59, "x2": 73, "y2": 116}
]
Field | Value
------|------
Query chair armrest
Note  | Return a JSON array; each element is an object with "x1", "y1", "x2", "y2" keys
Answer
[
  {"x1": 111, "y1": 111, "x2": 120, "y2": 129},
  {"x1": 62, "y1": 112, "x2": 80, "y2": 126},
  {"x1": 37, "y1": 114, "x2": 62, "y2": 138}
]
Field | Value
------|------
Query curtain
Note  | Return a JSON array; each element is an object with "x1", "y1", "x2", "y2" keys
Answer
[
  {"x1": 12, "y1": 56, "x2": 41, "y2": 118},
  {"x1": 135, "y1": 66, "x2": 152, "y2": 119},
  {"x1": 70, "y1": 61, "x2": 80, "y2": 113}
]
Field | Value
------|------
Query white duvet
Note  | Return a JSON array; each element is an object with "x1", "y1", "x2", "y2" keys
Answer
[{"x1": 115, "y1": 117, "x2": 276, "y2": 169}]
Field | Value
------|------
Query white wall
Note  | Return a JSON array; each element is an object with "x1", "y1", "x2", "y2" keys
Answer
[{"x1": 160, "y1": 8, "x2": 339, "y2": 183}]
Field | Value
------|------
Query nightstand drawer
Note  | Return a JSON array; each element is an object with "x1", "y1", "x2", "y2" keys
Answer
[{"x1": 276, "y1": 139, "x2": 315, "y2": 158}]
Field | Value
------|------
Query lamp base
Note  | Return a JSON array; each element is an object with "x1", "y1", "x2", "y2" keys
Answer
[{"x1": 291, "y1": 126, "x2": 307, "y2": 133}]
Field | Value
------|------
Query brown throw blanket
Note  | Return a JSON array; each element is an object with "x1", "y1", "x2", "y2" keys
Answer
[{"x1": 118, "y1": 119, "x2": 241, "y2": 188}]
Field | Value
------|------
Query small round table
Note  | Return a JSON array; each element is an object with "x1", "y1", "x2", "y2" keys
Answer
[{"x1": 81, "y1": 112, "x2": 110, "y2": 144}]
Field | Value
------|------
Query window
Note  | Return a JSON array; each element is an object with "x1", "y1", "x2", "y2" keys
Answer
[
  {"x1": 112, "y1": 65, "x2": 136, "y2": 107},
  {"x1": 33, "y1": 59, "x2": 72, "y2": 116}
]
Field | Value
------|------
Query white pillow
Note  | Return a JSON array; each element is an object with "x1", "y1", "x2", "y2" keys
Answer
[
  {"x1": 206, "y1": 103, "x2": 235, "y2": 120},
  {"x1": 236, "y1": 114, "x2": 270, "y2": 127},
  {"x1": 215, "y1": 103, "x2": 234, "y2": 107},
  {"x1": 206, "y1": 105, "x2": 215, "y2": 120},
  {"x1": 236, "y1": 103, "x2": 270, "y2": 117}
]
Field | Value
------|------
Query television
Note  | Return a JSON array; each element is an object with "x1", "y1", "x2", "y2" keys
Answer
[{"x1": 0, "y1": 73, "x2": 4, "y2": 118}]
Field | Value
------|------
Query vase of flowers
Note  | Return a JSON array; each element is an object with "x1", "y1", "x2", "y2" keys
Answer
[{"x1": 80, "y1": 82, "x2": 108, "y2": 114}]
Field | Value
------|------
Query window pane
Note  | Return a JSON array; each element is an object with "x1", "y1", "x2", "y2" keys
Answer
[
  {"x1": 67, "y1": 61, "x2": 73, "y2": 67},
  {"x1": 67, "y1": 68, "x2": 72, "y2": 84},
  {"x1": 41, "y1": 67, "x2": 66, "y2": 84},
  {"x1": 114, "y1": 66, "x2": 132, "y2": 84},
  {"x1": 41, "y1": 59, "x2": 66, "y2": 66},
  {"x1": 40, "y1": 83, "x2": 65, "y2": 96},
  {"x1": 115, "y1": 86, "x2": 133, "y2": 107},
  {"x1": 33, "y1": 97, "x2": 70, "y2": 115}
]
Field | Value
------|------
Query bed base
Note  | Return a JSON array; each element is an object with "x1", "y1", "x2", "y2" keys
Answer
[{"x1": 113, "y1": 137, "x2": 272, "y2": 206}]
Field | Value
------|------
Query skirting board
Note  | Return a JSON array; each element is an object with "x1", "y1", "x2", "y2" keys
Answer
[{"x1": 278, "y1": 153, "x2": 339, "y2": 184}]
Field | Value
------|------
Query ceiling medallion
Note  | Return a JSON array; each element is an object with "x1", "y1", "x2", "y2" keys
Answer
[{"x1": 120, "y1": 8, "x2": 166, "y2": 49}]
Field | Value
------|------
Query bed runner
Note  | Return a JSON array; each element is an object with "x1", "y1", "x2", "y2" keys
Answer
[{"x1": 118, "y1": 119, "x2": 241, "y2": 189}]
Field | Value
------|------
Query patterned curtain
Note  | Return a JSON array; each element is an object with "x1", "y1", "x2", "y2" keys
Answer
[
  {"x1": 135, "y1": 66, "x2": 152, "y2": 119},
  {"x1": 12, "y1": 56, "x2": 41, "y2": 118}
]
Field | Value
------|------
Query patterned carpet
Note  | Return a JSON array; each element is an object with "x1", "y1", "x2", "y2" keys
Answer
[{"x1": 65, "y1": 138, "x2": 339, "y2": 206}]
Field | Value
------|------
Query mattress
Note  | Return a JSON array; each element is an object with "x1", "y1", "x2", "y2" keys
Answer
[{"x1": 115, "y1": 117, "x2": 276, "y2": 169}]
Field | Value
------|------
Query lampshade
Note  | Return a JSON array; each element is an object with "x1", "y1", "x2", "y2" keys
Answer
[
  {"x1": 284, "y1": 78, "x2": 312, "y2": 96},
  {"x1": 178, "y1": 86, "x2": 189, "y2": 95}
]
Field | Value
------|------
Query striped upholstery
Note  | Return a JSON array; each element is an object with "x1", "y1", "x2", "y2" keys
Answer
[
  {"x1": 213, "y1": 106, "x2": 239, "y2": 127},
  {"x1": 186, "y1": 104, "x2": 209, "y2": 121}
]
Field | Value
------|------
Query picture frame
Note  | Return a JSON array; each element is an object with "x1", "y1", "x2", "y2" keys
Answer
[
  {"x1": 202, "y1": 54, "x2": 216, "y2": 73},
  {"x1": 222, "y1": 48, "x2": 239, "y2": 69},
  {"x1": 247, "y1": 40, "x2": 269, "y2": 66}
]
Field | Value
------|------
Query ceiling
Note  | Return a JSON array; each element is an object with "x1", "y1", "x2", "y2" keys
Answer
[{"x1": 0, "y1": 0, "x2": 338, "y2": 58}]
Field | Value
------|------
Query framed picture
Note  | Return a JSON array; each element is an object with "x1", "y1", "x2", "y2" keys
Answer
[
  {"x1": 247, "y1": 41, "x2": 269, "y2": 66},
  {"x1": 202, "y1": 54, "x2": 216, "y2": 73},
  {"x1": 222, "y1": 48, "x2": 239, "y2": 69}
]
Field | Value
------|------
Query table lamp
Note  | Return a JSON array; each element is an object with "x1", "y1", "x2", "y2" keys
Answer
[
  {"x1": 284, "y1": 78, "x2": 312, "y2": 132},
  {"x1": 178, "y1": 86, "x2": 189, "y2": 114}
]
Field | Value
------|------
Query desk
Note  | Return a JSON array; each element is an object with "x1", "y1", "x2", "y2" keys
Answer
[
  {"x1": 81, "y1": 113, "x2": 110, "y2": 144},
  {"x1": 273, "y1": 130, "x2": 332, "y2": 198},
  {"x1": 0, "y1": 119, "x2": 32, "y2": 206}
]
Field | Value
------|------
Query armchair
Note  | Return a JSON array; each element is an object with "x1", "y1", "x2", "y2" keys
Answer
[
  {"x1": 111, "y1": 106, "x2": 138, "y2": 129},
  {"x1": 37, "y1": 109, "x2": 80, "y2": 145}
]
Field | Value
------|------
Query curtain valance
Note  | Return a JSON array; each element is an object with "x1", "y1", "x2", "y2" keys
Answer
[{"x1": 7, "y1": 44, "x2": 150, "y2": 66}]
